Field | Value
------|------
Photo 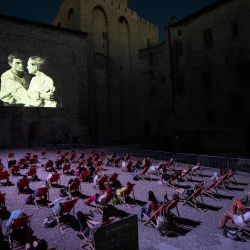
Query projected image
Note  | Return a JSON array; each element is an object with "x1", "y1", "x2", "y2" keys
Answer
[{"x1": 0, "y1": 54, "x2": 57, "y2": 107}]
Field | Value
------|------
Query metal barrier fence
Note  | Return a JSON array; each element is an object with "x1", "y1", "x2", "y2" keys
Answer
[
  {"x1": 38, "y1": 144, "x2": 250, "y2": 173},
  {"x1": 104, "y1": 147, "x2": 250, "y2": 173}
]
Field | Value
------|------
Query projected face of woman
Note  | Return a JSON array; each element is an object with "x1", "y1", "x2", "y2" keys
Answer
[{"x1": 27, "y1": 59, "x2": 38, "y2": 75}]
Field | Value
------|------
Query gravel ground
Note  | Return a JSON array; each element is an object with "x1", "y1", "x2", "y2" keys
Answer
[{"x1": 0, "y1": 148, "x2": 250, "y2": 250}]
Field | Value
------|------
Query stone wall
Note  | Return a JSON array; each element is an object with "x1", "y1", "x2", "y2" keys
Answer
[
  {"x1": 167, "y1": 0, "x2": 250, "y2": 153},
  {"x1": 53, "y1": 0, "x2": 159, "y2": 144}
]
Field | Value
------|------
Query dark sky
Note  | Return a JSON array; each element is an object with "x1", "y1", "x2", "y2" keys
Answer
[{"x1": 0, "y1": 0, "x2": 217, "y2": 41}]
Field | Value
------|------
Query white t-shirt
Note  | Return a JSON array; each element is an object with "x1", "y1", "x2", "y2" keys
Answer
[{"x1": 28, "y1": 71, "x2": 56, "y2": 107}]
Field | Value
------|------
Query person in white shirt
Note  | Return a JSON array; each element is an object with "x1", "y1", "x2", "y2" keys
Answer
[
  {"x1": 0, "y1": 54, "x2": 30, "y2": 106},
  {"x1": 218, "y1": 210, "x2": 250, "y2": 228},
  {"x1": 27, "y1": 56, "x2": 57, "y2": 107}
]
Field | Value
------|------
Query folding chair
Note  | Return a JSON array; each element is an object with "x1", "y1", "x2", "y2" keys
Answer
[
  {"x1": 179, "y1": 167, "x2": 193, "y2": 183},
  {"x1": 41, "y1": 151, "x2": 47, "y2": 159},
  {"x1": 182, "y1": 186, "x2": 206, "y2": 212},
  {"x1": 122, "y1": 160, "x2": 134, "y2": 173},
  {"x1": 17, "y1": 177, "x2": 30, "y2": 194},
  {"x1": 114, "y1": 158, "x2": 121, "y2": 167},
  {"x1": 95, "y1": 192, "x2": 114, "y2": 214},
  {"x1": 34, "y1": 186, "x2": 50, "y2": 208},
  {"x1": 27, "y1": 166, "x2": 37, "y2": 180},
  {"x1": 93, "y1": 159, "x2": 103, "y2": 168},
  {"x1": 143, "y1": 203, "x2": 169, "y2": 227},
  {"x1": 155, "y1": 163, "x2": 165, "y2": 176},
  {"x1": 163, "y1": 171, "x2": 181, "y2": 188},
  {"x1": 191, "y1": 163, "x2": 203, "y2": 176},
  {"x1": 95, "y1": 175, "x2": 108, "y2": 190},
  {"x1": 11, "y1": 164, "x2": 21, "y2": 176},
  {"x1": 44, "y1": 160, "x2": 54, "y2": 171},
  {"x1": 138, "y1": 165, "x2": 151, "y2": 181},
  {"x1": 49, "y1": 173, "x2": 61, "y2": 186},
  {"x1": 202, "y1": 179, "x2": 220, "y2": 199},
  {"x1": 18, "y1": 158, "x2": 27, "y2": 168},
  {"x1": 93, "y1": 167, "x2": 102, "y2": 176},
  {"x1": 56, "y1": 197, "x2": 78, "y2": 233},
  {"x1": 0, "y1": 170, "x2": 10, "y2": 185},
  {"x1": 9, "y1": 214, "x2": 32, "y2": 250},
  {"x1": 29, "y1": 157, "x2": 38, "y2": 166},
  {"x1": 7, "y1": 152, "x2": 15, "y2": 162},
  {"x1": 108, "y1": 172, "x2": 119, "y2": 184},
  {"x1": 68, "y1": 179, "x2": 82, "y2": 196},
  {"x1": 79, "y1": 170, "x2": 90, "y2": 182},
  {"x1": 117, "y1": 183, "x2": 136, "y2": 207},
  {"x1": 70, "y1": 150, "x2": 77, "y2": 163},
  {"x1": 62, "y1": 163, "x2": 71, "y2": 174}
]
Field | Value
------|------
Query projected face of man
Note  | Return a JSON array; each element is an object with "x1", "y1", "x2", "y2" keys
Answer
[
  {"x1": 27, "y1": 59, "x2": 38, "y2": 75},
  {"x1": 9, "y1": 58, "x2": 24, "y2": 75}
]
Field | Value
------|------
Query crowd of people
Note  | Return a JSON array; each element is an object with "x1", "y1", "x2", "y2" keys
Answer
[{"x1": 0, "y1": 150, "x2": 249, "y2": 249}]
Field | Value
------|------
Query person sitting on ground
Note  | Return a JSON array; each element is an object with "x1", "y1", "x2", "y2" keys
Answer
[
  {"x1": 218, "y1": 210, "x2": 250, "y2": 229},
  {"x1": 140, "y1": 191, "x2": 159, "y2": 221}
]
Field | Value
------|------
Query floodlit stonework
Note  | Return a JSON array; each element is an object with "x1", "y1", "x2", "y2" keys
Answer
[{"x1": 53, "y1": 0, "x2": 159, "y2": 144}]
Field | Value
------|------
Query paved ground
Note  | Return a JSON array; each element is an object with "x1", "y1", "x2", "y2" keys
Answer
[{"x1": 0, "y1": 148, "x2": 250, "y2": 250}]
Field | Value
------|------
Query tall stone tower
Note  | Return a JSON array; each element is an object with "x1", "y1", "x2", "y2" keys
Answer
[{"x1": 53, "y1": 0, "x2": 159, "y2": 144}]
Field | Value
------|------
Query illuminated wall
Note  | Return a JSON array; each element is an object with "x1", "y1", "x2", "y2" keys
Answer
[
  {"x1": 53, "y1": 0, "x2": 159, "y2": 144},
  {"x1": 0, "y1": 15, "x2": 89, "y2": 147}
]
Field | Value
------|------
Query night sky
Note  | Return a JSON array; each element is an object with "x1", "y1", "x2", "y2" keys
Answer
[{"x1": 0, "y1": 0, "x2": 217, "y2": 41}]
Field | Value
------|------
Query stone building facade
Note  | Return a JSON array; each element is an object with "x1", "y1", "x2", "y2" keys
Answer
[
  {"x1": 167, "y1": 0, "x2": 250, "y2": 153},
  {"x1": 138, "y1": 42, "x2": 174, "y2": 149},
  {"x1": 53, "y1": 0, "x2": 159, "y2": 144},
  {"x1": 0, "y1": 15, "x2": 88, "y2": 147}
]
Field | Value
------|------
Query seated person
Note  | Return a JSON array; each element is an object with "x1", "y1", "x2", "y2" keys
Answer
[
  {"x1": 85, "y1": 187, "x2": 112, "y2": 206},
  {"x1": 32, "y1": 185, "x2": 49, "y2": 203},
  {"x1": 218, "y1": 210, "x2": 250, "y2": 229},
  {"x1": 140, "y1": 191, "x2": 159, "y2": 221},
  {"x1": 231, "y1": 192, "x2": 250, "y2": 214},
  {"x1": 50, "y1": 195, "x2": 70, "y2": 217},
  {"x1": 76, "y1": 210, "x2": 97, "y2": 239},
  {"x1": 43, "y1": 160, "x2": 54, "y2": 171},
  {"x1": 45, "y1": 171, "x2": 59, "y2": 186},
  {"x1": 86, "y1": 162, "x2": 95, "y2": 177},
  {"x1": 5, "y1": 210, "x2": 28, "y2": 237},
  {"x1": 116, "y1": 182, "x2": 133, "y2": 198}
]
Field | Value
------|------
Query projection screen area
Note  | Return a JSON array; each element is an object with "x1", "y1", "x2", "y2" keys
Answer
[{"x1": 0, "y1": 54, "x2": 58, "y2": 108}]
